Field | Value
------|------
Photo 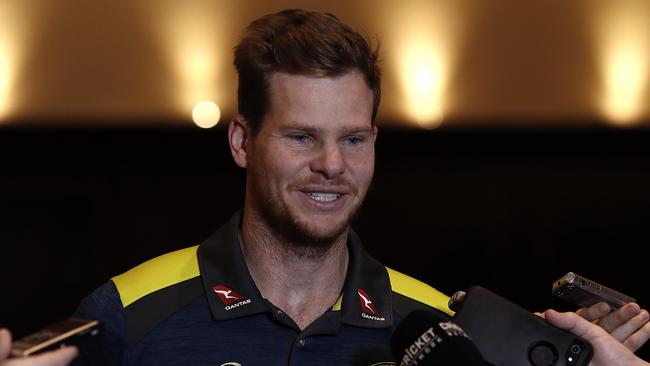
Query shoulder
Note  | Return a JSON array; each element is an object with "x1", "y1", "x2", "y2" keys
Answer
[
  {"x1": 74, "y1": 281, "x2": 126, "y2": 365},
  {"x1": 76, "y1": 280, "x2": 124, "y2": 321},
  {"x1": 112, "y1": 245, "x2": 201, "y2": 308},
  {"x1": 73, "y1": 246, "x2": 204, "y2": 362},
  {"x1": 386, "y1": 267, "x2": 454, "y2": 317},
  {"x1": 83, "y1": 245, "x2": 205, "y2": 349}
]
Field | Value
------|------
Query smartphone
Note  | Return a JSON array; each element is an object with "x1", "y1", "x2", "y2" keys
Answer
[
  {"x1": 453, "y1": 285, "x2": 593, "y2": 366},
  {"x1": 552, "y1": 272, "x2": 636, "y2": 310},
  {"x1": 11, "y1": 317, "x2": 101, "y2": 357}
]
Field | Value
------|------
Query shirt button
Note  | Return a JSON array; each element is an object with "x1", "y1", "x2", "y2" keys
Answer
[
  {"x1": 276, "y1": 310, "x2": 283, "y2": 316},
  {"x1": 298, "y1": 339, "x2": 306, "y2": 347}
]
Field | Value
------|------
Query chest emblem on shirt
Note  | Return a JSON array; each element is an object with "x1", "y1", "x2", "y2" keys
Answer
[
  {"x1": 357, "y1": 288, "x2": 385, "y2": 321},
  {"x1": 213, "y1": 285, "x2": 251, "y2": 310}
]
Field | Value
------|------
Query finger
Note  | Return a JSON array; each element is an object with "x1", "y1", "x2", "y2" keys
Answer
[
  {"x1": 544, "y1": 310, "x2": 583, "y2": 335},
  {"x1": 10, "y1": 346, "x2": 79, "y2": 366},
  {"x1": 610, "y1": 309, "x2": 649, "y2": 343},
  {"x1": 576, "y1": 302, "x2": 611, "y2": 322},
  {"x1": 545, "y1": 310, "x2": 606, "y2": 346},
  {"x1": 620, "y1": 311, "x2": 650, "y2": 352},
  {"x1": 0, "y1": 328, "x2": 12, "y2": 359},
  {"x1": 597, "y1": 303, "x2": 641, "y2": 333}
]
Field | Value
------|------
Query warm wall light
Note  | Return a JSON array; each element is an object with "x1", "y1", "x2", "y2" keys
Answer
[
  {"x1": 174, "y1": 38, "x2": 220, "y2": 112},
  {"x1": 402, "y1": 44, "x2": 446, "y2": 129},
  {"x1": 380, "y1": 1, "x2": 461, "y2": 129},
  {"x1": 0, "y1": 1, "x2": 37, "y2": 122},
  {"x1": 603, "y1": 48, "x2": 646, "y2": 125},
  {"x1": 0, "y1": 48, "x2": 11, "y2": 120},
  {"x1": 192, "y1": 100, "x2": 221, "y2": 128},
  {"x1": 0, "y1": 8, "x2": 18, "y2": 121},
  {"x1": 593, "y1": 1, "x2": 648, "y2": 126},
  {"x1": 146, "y1": 2, "x2": 234, "y2": 120}
]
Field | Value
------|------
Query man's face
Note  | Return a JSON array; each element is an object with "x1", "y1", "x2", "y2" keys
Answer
[{"x1": 245, "y1": 71, "x2": 377, "y2": 246}]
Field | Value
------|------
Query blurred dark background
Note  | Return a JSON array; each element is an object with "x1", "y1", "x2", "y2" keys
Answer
[{"x1": 1, "y1": 125, "x2": 648, "y2": 358}]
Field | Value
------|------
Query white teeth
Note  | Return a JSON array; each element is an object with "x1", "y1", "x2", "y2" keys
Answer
[{"x1": 307, "y1": 192, "x2": 341, "y2": 202}]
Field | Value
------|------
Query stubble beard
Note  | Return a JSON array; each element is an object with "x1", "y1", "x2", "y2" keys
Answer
[{"x1": 251, "y1": 182, "x2": 365, "y2": 259}]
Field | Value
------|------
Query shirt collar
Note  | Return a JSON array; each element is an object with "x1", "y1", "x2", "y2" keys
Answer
[{"x1": 197, "y1": 211, "x2": 393, "y2": 328}]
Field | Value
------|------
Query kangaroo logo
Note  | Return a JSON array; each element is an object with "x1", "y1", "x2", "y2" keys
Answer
[
  {"x1": 357, "y1": 288, "x2": 380, "y2": 316},
  {"x1": 213, "y1": 285, "x2": 245, "y2": 305}
]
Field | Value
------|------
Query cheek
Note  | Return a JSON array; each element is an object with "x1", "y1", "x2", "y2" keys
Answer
[
  {"x1": 259, "y1": 151, "x2": 306, "y2": 185},
  {"x1": 347, "y1": 153, "x2": 375, "y2": 185},
  {"x1": 359, "y1": 165, "x2": 375, "y2": 188}
]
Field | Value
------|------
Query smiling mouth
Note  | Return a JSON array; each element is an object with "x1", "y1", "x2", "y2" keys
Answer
[{"x1": 306, "y1": 192, "x2": 342, "y2": 202}]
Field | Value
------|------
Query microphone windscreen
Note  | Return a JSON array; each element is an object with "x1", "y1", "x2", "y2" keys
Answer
[{"x1": 391, "y1": 310, "x2": 486, "y2": 366}]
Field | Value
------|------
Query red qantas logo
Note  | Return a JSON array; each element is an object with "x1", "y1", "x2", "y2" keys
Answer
[
  {"x1": 357, "y1": 288, "x2": 385, "y2": 321},
  {"x1": 357, "y1": 288, "x2": 379, "y2": 315},
  {"x1": 212, "y1": 285, "x2": 245, "y2": 305}
]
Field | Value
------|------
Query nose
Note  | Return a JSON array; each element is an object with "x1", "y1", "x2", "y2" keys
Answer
[{"x1": 310, "y1": 141, "x2": 345, "y2": 179}]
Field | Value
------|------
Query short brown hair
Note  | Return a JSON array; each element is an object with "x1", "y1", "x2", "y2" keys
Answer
[{"x1": 234, "y1": 9, "x2": 381, "y2": 133}]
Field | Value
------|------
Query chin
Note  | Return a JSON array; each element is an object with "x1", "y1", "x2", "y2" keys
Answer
[
  {"x1": 254, "y1": 192, "x2": 358, "y2": 247},
  {"x1": 304, "y1": 223, "x2": 347, "y2": 241},
  {"x1": 288, "y1": 213, "x2": 350, "y2": 245}
]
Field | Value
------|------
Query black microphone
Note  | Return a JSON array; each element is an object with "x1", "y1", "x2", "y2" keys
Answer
[{"x1": 391, "y1": 309, "x2": 486, "y2": 366}]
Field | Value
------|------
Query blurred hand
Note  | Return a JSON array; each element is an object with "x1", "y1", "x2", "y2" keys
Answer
[
  {"x1": 542, "y1": 309, "x2": 648, "y2": 366},
  {"x1": 0, "y1": 329, "x2": 77, "y2": 366},
  {"x1": 577, "y1": 302, "x2": 650, "y2": 352}
]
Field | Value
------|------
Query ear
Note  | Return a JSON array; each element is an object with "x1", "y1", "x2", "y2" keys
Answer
[
  {"x1": 228, "y1": 114, "x2": 251, "y2": 168},
  {"x1": 372, "y1": 125, "x2": 379, "y2": 143}
]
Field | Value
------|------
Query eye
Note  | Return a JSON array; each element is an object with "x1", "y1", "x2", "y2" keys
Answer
[
  {"x1": 343, "y1": 135, "x2": 365, "y2": 145},
  {"x1": 288, "y1": 133, "x2": 314, "y2": 144}
]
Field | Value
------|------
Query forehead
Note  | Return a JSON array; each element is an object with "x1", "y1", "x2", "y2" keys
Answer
[{"x1": 265, "y1": 71, "x2": 374, "y2": 130}]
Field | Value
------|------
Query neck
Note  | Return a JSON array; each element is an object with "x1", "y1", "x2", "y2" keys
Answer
[{"x1": 240, "y1": 208, "x2": 349, "y2": 330}]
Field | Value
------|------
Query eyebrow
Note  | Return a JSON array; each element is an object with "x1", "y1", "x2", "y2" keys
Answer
[{"x1": 280, "y1": 123, "x2": 374, "y2": 134}]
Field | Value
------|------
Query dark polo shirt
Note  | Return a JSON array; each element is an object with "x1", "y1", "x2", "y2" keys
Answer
[{"x1": 73, "y1": 212, "x2": 452, "y2": 365}]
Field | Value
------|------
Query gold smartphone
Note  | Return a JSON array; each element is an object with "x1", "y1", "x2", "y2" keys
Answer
[
  {"x1": 552, "y1": 272, "x2": 636, "y2": 309},
  {"x1": 11, "y1": 318, "x2": 101, "y2": 357}
]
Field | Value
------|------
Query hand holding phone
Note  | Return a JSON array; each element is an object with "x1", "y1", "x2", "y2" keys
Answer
[
  {"x1": 10, "y1": 318, "x2": 100, "y2": 358},
  {"x1": 453, "y1": 286, "x2": 593, "y2": 366},
  {"x1": 1, "y1": 329, "x2": 77, "y2": 366}
]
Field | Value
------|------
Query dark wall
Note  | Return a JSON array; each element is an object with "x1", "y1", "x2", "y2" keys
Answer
[{"x1": 1, "y1": 126, "x2": 649, "y2": 358}]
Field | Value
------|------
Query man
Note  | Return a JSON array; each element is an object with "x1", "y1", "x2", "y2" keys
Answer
[
  {"x1": 74, "y1": 8, "x2": 649, "y2": 365},
  {"x1": 2, "y1": 8, "x2": 648, "y2": 366},
  {"x1": 70, "y1": 9, "x2": 453, "y2": 365}
]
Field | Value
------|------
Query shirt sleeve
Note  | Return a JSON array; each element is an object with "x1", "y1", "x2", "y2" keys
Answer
[{"x1": 71, "y1": 280, "x2": 126, "y2": 366}]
